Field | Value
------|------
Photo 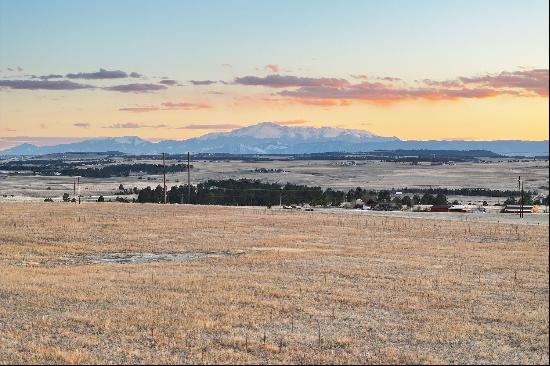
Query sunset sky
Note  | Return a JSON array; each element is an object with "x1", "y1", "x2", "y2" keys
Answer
[{"x1": 0, "y1": 0, "x2": 548, "y2": 149}]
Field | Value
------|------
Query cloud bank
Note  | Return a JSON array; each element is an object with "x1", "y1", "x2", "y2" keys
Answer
[{"x1": 234, "y1": 69, "x2": 548, "y2": 105}]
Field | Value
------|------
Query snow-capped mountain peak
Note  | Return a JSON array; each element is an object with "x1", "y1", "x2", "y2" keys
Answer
[{"x1": 199, "y1": 122, "x2": 392, "y2": 141}]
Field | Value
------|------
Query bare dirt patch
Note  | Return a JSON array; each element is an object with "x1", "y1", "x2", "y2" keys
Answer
[{"x1": 16, "y1": 250, "x2": 245, "y2": 267}]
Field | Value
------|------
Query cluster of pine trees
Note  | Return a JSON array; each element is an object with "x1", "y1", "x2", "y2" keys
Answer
[
  {"x1": 61, "y1": 163, "x2": 191, "y2": 178},
  {"x1": 134, "y1": 179, "x2": 451, "y2": 207},
  {"x1": 136, "y1": 179, "x2": 338, "y2": 206}
]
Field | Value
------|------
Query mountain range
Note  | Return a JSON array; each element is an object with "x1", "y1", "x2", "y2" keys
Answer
[{"x1": 1, "y1": 122, "x2": 548, "y2": 156}]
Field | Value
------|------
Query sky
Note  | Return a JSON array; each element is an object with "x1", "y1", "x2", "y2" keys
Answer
[{"x1": 0, "y1": 0, "x2": 548, "y2": 149}]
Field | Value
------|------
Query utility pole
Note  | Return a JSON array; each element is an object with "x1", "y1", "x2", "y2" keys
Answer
[
  {"x1": 77, "y1": 177, "x2": 80, "y2": 204},
  {"x1": 520, "y1": 182, "x2": 524, "y2": 218},
  {"x1": 163, "y1": 152, "x2": 167, "y2": 204},
  {"x1": 73, "y1": 177, "x2": 76, "y2": 203},
  {"x1": 187, "y1": 152, "x2": 191, "y2": 204},
  {"x1": 518, "y1": 175, "x2": 523, "y2": 218}
]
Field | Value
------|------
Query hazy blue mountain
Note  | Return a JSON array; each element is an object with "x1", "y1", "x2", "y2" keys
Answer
[{"x1": 1, "y1": 122, "x2": 548, "y2": 156}]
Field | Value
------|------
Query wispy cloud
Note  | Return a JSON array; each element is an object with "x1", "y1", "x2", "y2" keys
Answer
[
  {"x1": 189, "y1": 80, "x2": 219, "y2": 85},
  {"x1": 0, "y1": 79, "x2": 95, "y2": 90},
  {"x1": 66, "y1": 68, "x2": 141, "y2": 80},
  {"x1": 176, "y1": 123, "x2": 241, "y2": 130},
  {"x1": 161, "y1": 101, "x2": 211, "y2": 109},
  {"x1": 104, "y1": 123, "x2": 168, "y2": 129},
  {"x1": 118, "y1": 106, "x2": 160, "y2": 113},
  {"x1": 73, "y1": 122, "x2": 91, "y2": 128},
  {"x1": 119, "y1": 101, "x2": 211, "y2": 112},
  {"x1": 103, "y1": 83, "x2": 168, "y2": 93}
]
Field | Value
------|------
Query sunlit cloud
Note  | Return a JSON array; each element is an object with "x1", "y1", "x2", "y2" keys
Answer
[
  {"x1": 279, "y1": 83, "x2": 500, "y2": 104},
  {"x1": 118, "y1": 106, "x2": 160, "y2": 113},
  {"x1": 457, "y1": 69, "x2": 548, "y2": 96},
  {"x1": 270, "y1": 69, "x2": 548, "y2": 105},
  {"x1": 265, "y1": 64, "x2": 280, "y2": 72}
]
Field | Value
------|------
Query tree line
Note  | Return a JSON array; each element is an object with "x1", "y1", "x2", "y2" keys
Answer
[
  {"x1": 131, "y1": 179, "x2": 548, "y2": 207},
  {"x1": 61, "y1": 163, "x2": 192, "y2": 178},
  {"x1": 401, "y1": 187, "x2": 538, "y2": 198},
  {"x1": 133, "y1": 179, "x2": 455, "y2": 207}
]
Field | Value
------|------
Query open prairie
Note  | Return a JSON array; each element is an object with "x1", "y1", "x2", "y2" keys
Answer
[
  {"x1": 1, "y1": 159, "x2": 548, "y2": 205},
  {"x1": 0, "y1": 203, "x2": 548, "y2": 364}
]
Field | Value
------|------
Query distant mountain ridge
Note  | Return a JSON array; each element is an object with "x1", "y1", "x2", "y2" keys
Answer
[{"x1": 1, "y1": 122, "x2": 548, "y2": 156}]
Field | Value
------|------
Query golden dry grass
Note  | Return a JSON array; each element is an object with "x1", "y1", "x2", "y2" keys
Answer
[{"x1": 0, "y1": 203, "x2": 548, "y2": 364}]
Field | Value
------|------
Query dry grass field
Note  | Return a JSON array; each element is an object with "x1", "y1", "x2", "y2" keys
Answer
[{"x1": 0, "y1": 203, "x2": 548, "y2": 364}]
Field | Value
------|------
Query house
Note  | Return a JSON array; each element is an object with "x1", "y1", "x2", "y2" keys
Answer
[
  {"x1": 501, "y1": 205, "x2": 537, "y2": 213},
  {"x1": 448, "y1": 205, "x2": 470, "y2": 213},
  {"x1": 430, "y1": 204, "x2": 451, "y2": 212}
]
